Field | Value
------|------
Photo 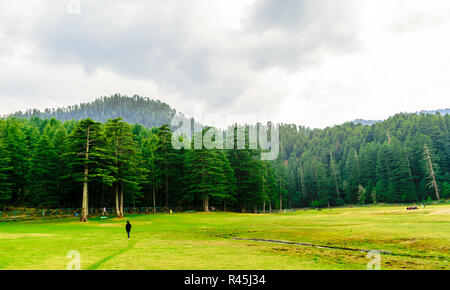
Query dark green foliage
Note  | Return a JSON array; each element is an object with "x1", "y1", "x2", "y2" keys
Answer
[
  {"x1": 104, "y1": 118, "x2": 146, "y2": 213},
  {"x1": 278, "y1": 113, "x2": 449, "y2": 207},
  {"x1": 0, "y1": 109, "x2": 448, "y2": 211},
  {"x1": 183, "y1": 147, "x2": 230, "y2": 211},
  {"x1": 0, "y1": 138, "x2": 13, "y2": 207}
]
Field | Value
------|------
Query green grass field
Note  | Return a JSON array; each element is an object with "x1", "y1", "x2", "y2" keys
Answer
[{"x1": 0, "y1": 204, "x2": 449, "y2": 270}]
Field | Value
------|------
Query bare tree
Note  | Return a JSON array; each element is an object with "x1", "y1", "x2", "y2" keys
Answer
[
  {"x1": 330, "y1": 151, "x2": 340, "y2": 199},
  {"x1": 423, "y1": 144, "x2": 440, "y2": 201},
  {"x1": 405, "y1": 155, "x2": 412, "y2": 177},
  {"x1": 354, "y1": 149, "x2": 360, "y2": 177},
  {"x1": 299, "y1": 163, "x2": 306, "y2": 199}
]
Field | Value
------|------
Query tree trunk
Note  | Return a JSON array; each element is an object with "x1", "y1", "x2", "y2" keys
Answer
[
  {"x1": 354, "y1": 149, "x2": 360, "y2": 177},
  {"x1": 299, "y1": 164, "x2": 306, "y2": 198},
  {"x1": 120, "y1": 184, "x2": 124, "y2": 217},
  {"x1": 81, "y1": 166, "x2": 88, "y2": 222},
  {"x1": 424, "y1": 144, "x2": 440, "y2": 200},
  {"x1": 164, "y1": 144, "x2": 169, "y2": 207},
  {"x1": 164, "y1": 167, "x2": 169, "y2": 207},
  {"x1": 80, "y1": 126, "x2": 90, "y2": 222},
  {"x1": 203, "y1": 196, "x2": 209, "y2": 212},
  {"x1": 279, "y1": 176, "x2": 282, "y2": 211},
  {"x1": 115, "y1": 184, "x2": 121, "y2": 217},
  {"x1": 152, "y1": 186, "x2": 156, "y2": 213},
  {"x1": 114, "y1": 135, "x2": 121, "y2": 218},
  {"x1": 330, "y1": 152, "x2": 340, "y2": 198},
  {"x1": 263, "y1": 201, "x2": 266, "y2": 213},
  {"x1": 406, "y1": 156, "x2": 412, "y2": 177}
]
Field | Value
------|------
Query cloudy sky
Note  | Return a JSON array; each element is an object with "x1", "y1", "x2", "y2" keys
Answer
[{"x1": 1, "y1": 0, "x2": 450, "y2": 128}]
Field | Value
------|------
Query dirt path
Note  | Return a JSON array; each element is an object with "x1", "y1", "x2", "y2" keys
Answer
[
  {"x1": 231, "y1": 237, "x2": 392, "y2": 254},
  {"x1": 232, "y1": 237, "x2": 448, "y2": 261},
  {"x1": 87, "y1": 240, "x2": 137, "y2": 270}
]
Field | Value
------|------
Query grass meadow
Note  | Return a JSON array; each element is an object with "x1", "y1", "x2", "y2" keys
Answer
[{"x1": 0, "y1": 204, "x2": 449, "y2": 270}]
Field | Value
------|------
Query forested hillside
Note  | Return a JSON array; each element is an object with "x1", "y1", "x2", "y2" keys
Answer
[
  {"x1": 278, "y1": 112, "x2": 449, "y2": 208},
  {"x1": 0, "y1": 110, "x2": 448, "y2": 214},
  {"x1": 351, "y1": 109, "x2": 449, "y2": 126},
  {"x1": 8, "y1": 94, "x2": 176, "y2": 129}
]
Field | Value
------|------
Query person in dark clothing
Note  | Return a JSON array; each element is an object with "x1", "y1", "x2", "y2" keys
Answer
[{"x1": 126, "y1": 221, "x2": 132, "y2": 239}]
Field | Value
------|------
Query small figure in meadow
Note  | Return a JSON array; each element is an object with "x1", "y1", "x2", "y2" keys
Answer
[{"x1": 126, "y1": 221, "x2": 132, "y2": 239}]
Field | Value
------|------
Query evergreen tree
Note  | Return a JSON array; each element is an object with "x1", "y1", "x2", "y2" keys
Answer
[
  {"x1": 104, "y1": 118, "x2": 144, "y2": 217},
  {"x1": 184, "y1": 148, "x2": 230, "y2": 212},
  {"x1": 422, "y1": 143, "x2": 441, "y2": 200},
  {"x1": 66, "y1": 119, "x2": 109, "y2": 221},
  {"x1": 0, "y1": 138, "x2": 13, "y2": 208},
  {"x1": 0, "y1": 109, "x2": 449, "y2": 212}
]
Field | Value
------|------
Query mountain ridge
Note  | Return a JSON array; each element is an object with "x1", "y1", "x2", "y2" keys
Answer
[
  {"x1": 4, "y1": 94, "x2": 449, "y2": 129},
  {"x1": 352, "y1": 108, "x2": 450, "y2": 126},
  {"x1": 6, "y1": 94, "x2": 176, "y2": 129}
]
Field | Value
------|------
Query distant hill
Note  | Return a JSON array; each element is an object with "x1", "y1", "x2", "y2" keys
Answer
[
  {"x1": 7, "y1": 94, "x2": 177, "y2": 128},
  {"x1": 6, "y1": 94, "x2": 449, "y2": 129},
  {"x1": 418, "y1": 108, "x2": 450, "y2": 115},
  {"x1": 351, "y1": 119, "x2": 382, "y2": 126},
  {"x1": 352, "y1": 108, "x2": 449, "y2": 126}
]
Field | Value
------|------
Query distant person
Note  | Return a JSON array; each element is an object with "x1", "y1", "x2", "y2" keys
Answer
[
  {"x1": 102, "y1": 207, "x2": 107, "y2": 215},
  {"x1": 126, "y1": 221, "x2": 132, "y2": 239}
]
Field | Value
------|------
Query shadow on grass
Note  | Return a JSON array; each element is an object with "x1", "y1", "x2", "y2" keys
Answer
[{"x1": 87, "y1": 240, "x2": 137, "y2": 270}]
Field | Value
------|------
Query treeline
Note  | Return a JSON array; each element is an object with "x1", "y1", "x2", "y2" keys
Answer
[
  {"x1": 0, "y1": 117, "x2": 280, "y2": 218},
  {"x1": 0, "y1": 112, "x2": 449, "y2": 217},
  {"x1": 277, "y1": 112, "x2": 449, "y2": 207}
]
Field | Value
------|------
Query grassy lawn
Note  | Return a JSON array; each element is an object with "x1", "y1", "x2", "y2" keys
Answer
[{"x1": 0, "y1": 204, "x2": 449, "y2": 270}]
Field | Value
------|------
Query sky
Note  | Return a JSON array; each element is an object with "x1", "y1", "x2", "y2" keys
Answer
[{"x1": 1, "y1": 0, "x2": 450, "y2": 128}]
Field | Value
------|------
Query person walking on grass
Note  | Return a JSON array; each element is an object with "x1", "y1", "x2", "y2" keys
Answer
[{"x1": 126, "y1": 221, "x2": 132, "y2": 239}]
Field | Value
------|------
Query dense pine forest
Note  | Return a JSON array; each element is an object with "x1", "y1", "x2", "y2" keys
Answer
[
  {"x1": 8, "y1": 94, "x2": 176, "y2": 129},
  {"x1": 0, "y1": 96, "x2": 449, "y2": 215}
]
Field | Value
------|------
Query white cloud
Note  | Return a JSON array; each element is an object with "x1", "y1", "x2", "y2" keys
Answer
[{"x1": 0, "y1": 0, "x2": 449, "y2": 127}]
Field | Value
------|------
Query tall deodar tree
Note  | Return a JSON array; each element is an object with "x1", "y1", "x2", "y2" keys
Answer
[
  {"x1": 67, "y1": 119, "x2": 107, "y2": 222},
  {"x1": 104, "y1": 118, "x2": 143, "y2": 218}
]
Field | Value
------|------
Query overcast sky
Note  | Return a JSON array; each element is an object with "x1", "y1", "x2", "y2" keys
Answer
[{"x1": 1, "y1": 0, "x2": 450, "y2": 128}]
